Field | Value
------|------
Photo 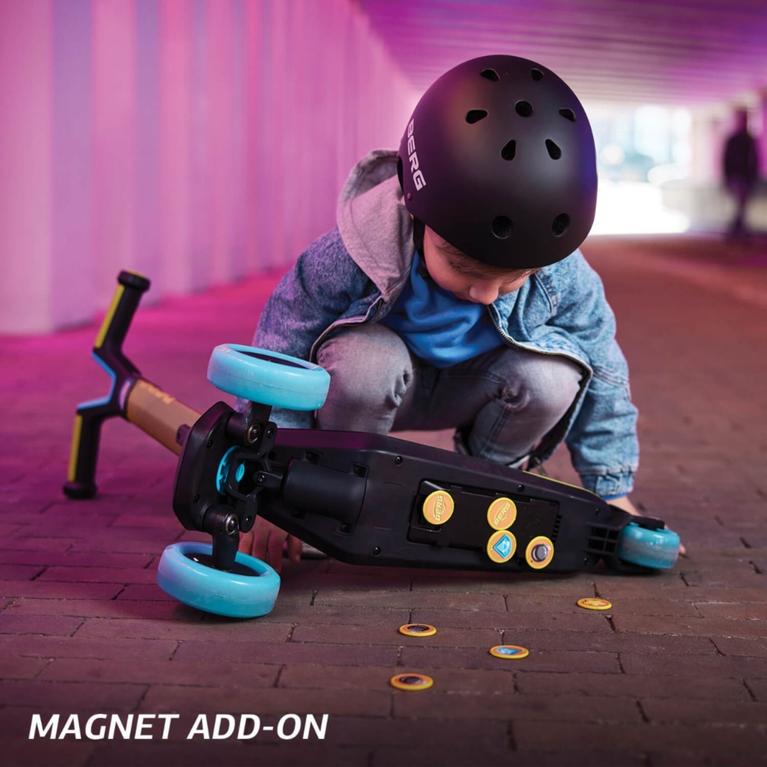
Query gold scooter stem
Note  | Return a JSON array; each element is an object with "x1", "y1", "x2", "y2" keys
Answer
[{"x1": 125, "y1": 378, "x2": 201, "y2": 456}]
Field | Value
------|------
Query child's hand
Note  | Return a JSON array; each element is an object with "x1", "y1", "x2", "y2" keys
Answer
[
  {"x1": 608, "y1": 495, "x2": 686, "y2": 556},
  {"x1": 238, "y1": 517, "x2": 302, "y2": 573}
]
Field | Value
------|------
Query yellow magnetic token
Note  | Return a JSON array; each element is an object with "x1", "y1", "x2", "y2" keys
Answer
[
  {"x1": 422, "y1": 490, "x2": 454, "y2": 525},
  {"x1": 525, "y1": 535, "x2": 555, "y2": 569},
  {"x1": 489, "y1": 644, "x2": 530, "y2": 660},
  {"x1": 389, "y1": 673, "x2": 434, "y2": 691},
  {"x1": 486, "y1": 497, "x2": 517, "y2": 530},
  {"x1": 486, "y1": 530, "x2": 517, "y2": 563},
  {"x1": 398, "y1": 623, "x2": 437, "y2": 638},
  {"x1": 577, "y1": 597, "x2": 612, "y2": 611}
]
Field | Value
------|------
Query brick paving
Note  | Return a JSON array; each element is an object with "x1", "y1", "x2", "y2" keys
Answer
[{"x1": 1, "y1": 235, "x2": 766, "y2": 766}]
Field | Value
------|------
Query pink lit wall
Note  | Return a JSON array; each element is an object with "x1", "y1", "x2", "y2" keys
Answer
[{"x1": 0, "y1": 0, "x2": 416, "y2": 334}]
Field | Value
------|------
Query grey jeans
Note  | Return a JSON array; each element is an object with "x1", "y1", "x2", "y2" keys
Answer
[{"x1": 315, "y1": 323, "x2": 583, "y2": 466}]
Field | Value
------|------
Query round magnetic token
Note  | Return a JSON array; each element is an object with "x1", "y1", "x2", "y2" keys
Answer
[
  {"x1": 486, "y1": 497, "x2": 517, "y2": 530},
  {"x1": 398, "y1": 623, "x2": 437, "y2": 638},
  {"x1": 577, "y1": 597, "x2": 612, "y2": 611},
  {"x1": 525, "y1": 535, "x2": 555, "y2": 570},
  {"x1": 422, "y1": 490, "x2": 454, "y2": 526},
  {"x1": 489, "y1": 644, "x2": 530, "y2": 660},
  {"x1": 389, "y1": 673, "x2": 434, "y2": 691},
  {"x1": 486, "y1": 530, "x2": 517, "y2": 563}
]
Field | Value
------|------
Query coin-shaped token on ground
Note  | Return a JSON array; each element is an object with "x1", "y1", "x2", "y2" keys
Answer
[
  {"x1": 489, "y1": 644, "x2": 530, "y2": 660},
  {"x1": 389, "y1": 673, "x2": 434, "y2": 691},
  {"x1": 398, "y1": 623, "x2": 437, "y2": 638},
  {"x1": 576, "y1": 597, "x2": 612, "y2": 611}
]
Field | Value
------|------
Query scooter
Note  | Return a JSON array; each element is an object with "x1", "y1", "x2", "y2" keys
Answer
[{"x1": 63, "y1": 271, "x2": 680, "y2": 618}]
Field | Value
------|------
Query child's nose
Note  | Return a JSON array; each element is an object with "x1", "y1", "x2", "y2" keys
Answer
[{"x1": 467, "y1": 283, "x2": 499, "y2": 304}]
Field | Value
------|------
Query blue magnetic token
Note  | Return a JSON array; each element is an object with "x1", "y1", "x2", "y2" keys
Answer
[{"x1": 489, "y1": 644, "x2": 530, "y2": 660}]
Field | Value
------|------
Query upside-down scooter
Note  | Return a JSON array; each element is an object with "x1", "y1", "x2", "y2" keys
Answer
[{"x1": 63, "y1": 271, "x2": 680, "y2": 618}]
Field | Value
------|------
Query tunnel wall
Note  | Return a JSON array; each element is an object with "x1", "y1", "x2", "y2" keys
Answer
[{"x1": 0, "y1": 0, "x2": 415, "y2": 333}]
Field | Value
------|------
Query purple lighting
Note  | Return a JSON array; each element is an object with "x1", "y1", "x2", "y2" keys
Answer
[{"x1": 0, "y1": 0, "x2": 415, "y2": 334}]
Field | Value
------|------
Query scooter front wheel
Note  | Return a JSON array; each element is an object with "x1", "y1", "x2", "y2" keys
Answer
[
  {"x1": 157, "y1": 541, "x2": 280, "y2": 618},
  {"x1": 207, "y1": 344, "x2": 330, "y2": 411}
]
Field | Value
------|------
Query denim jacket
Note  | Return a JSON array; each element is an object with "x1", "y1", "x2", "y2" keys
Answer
[{"x1": 252, "y1": 150, "x2": 639, "y2": 498}]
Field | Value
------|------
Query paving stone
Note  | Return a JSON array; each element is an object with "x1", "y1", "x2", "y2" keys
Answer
[
  {"x1": 395, "y1": 690, "x2": 642, "y2": 723},
  {"x1": 491, "y1": 628, "x2": 718, "y2": 656},
  {"x1": 401, "y1": 645, "x2": 621, "y2": 673},
  {"x1": 515, "y1": 671, "x2": 751, "y2": 701},
  {"x1": 324, "y1": 717, "x2": 510, "y2": 756},
  {"x1": 174, "y1": 639, "x2": 400, "y2": 666},
  {"x1": 0, "y1": 679, "x2": 146, "y2": 709},
  {"x1": 87, "y1": 741, "x2": 370, "y2": 767},
  {"x1": 612, "y1": 613, "x2": 767, "y2": 639},
  {"x1": 373, "y1": 746, "x2": 645, "y2": 767},
  {"x1": 641, "y1": 697, "x2": 767, "y2": 725},
  {"x1": 0, "y1": 655, "x2": 49, "y2": 680},
  {"x1": 712, "y1": 637, "x2": 767, "y2": 657},
  {"x1": 141, "y1": 685, "x2": 392, "y2": 717},
  {"x1": 73, "y1": 616, "x2": 293, "y2": 642},
  {"x1": 514, "y1": 720, "x2": 767, "y2": 758},
  {"x1": 745, "y1": 677, "x2": 767, "y2": 701},
  {"x1": 4, "y1": 597, "x2": 194, "y2": 620},
  {"x1": 280, "y1": 662, "x2": 516, "y2": 695},
  {"x1": 620, "y1": 651, "x2": 767, "y2": 678},
  {"x1": 1, "y1": 739, "x2": 96, "y2": 767},
  {"x1": 0, "y1": 613, "x2": 84, "y2": 636},
  {"x1": 0, "y1": 564, "x2": 45, "y2": 580},
  {"x1": 291, "y1": 622, "x2": 501, "y2": 647},
  {"x1": 411, "y1": 606, "x2": 614, "y2": 633},
  {"x1": 270, "y1": 603, "x2": 411, "y2": 624},
  {"x1": 0, "y1": 549, "x2": 154, "y2": 568},
  {"x1": 312, "y1": 588, "x2": 506, "y2": 611},
  {"x1": 0, "y1": 580, "x2": 123, "y2": 599},
  {"x1": 39, "y1": 656, "x2": 278, "y2": 688},
  {"x1": 37, "y1": 566, "x2": 158, "y2": 584},
  {"x1": 693, "y1": 601, "x2": 767, "y2": 620},
  {"x1": 0, "y1": 633, "x2": 177, "y2": 661}
]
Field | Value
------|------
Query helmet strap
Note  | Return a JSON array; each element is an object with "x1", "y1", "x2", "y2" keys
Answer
[{"x1": 412, "y1": 218, "x2": 425, "y2": 254}]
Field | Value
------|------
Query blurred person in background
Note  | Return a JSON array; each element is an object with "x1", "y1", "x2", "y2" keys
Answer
[{"x1": 722, "y1": 108, "x2": 760, "y2": 241}]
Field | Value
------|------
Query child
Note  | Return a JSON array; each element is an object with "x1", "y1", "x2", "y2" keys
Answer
[{"x1": 240, "y1": 54, "x2": 642, "y2": 571}]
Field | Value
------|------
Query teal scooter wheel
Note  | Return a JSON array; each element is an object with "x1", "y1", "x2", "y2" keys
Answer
[
  {"x1": 616, "y1": 522, "x2": 681, "y2": 570},
  {"x1": 157, "y1": 541, "x2": 280, "y2": 618},
  {"x1": 207, "y1": 344, "x2": 330, "y2": 411}
]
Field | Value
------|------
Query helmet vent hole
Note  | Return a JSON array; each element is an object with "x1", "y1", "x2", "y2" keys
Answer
[
  {"x1": 492, "y1": 216, "x2": 513, "y2": 239},
  {"x1": 552, "y1": 214, "x2": 570, "y2": 237},
  {"x1": 559, "y1": 108, "x2": 576, "y2": 122},
  {"x1": 501, "y1": 140, "x2": 516, "y2": 161},
  {"x1": 531, "y1": 68, "x2": 544, "y2": 81},
  {"x1": 466, "y1": 109, "x2": 488, "y2": 124},
  {"x1": 480, "y1": 68, "x2": 500, "y2": 81},
  {"x1": 515, "y1": 101, "x2": 533, "y2": 117},
  {"x1": 546, "y1": 140, "x2": 562, "y2": 160}
]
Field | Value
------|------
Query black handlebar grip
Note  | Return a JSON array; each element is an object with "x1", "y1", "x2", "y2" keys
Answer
[{"x1": 94, "y1": 270, "x2": 151, "y2": 355}]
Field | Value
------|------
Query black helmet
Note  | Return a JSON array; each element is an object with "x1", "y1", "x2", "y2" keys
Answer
[{"x1": 398, "y1": 54, "x2": 598, "y2": 269}]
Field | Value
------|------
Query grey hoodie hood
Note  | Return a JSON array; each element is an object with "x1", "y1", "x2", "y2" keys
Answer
[{"x1": 336, "y1": 149, "x2": 414, "y2": 299}]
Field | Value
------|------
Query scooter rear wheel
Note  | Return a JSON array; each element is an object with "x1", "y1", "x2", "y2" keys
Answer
[{"x1": 616, "y1": 522, "x2": 680, "y2": 570}]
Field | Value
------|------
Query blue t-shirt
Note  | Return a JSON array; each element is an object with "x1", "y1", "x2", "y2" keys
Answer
[{"x1": 380, "y1": 250, "x2": 504, "y2": 368}]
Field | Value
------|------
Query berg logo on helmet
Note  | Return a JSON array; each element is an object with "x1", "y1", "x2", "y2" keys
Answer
[{"x1": 406, "y1": 119, "x2": 427, "y2": 190}]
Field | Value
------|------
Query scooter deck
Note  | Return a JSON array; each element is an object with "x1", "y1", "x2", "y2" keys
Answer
[{"x1": 255, "y1": 429, "x2": 640, "y2": 573}]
